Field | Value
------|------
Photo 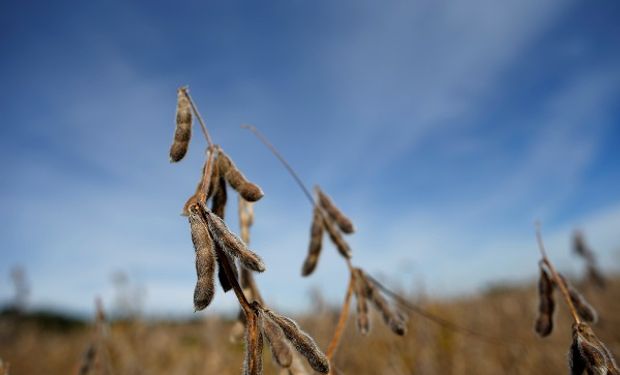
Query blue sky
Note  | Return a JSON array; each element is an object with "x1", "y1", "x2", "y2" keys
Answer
[{"x1": 1, "y1": 0, "x2": 620, "y2": 317}]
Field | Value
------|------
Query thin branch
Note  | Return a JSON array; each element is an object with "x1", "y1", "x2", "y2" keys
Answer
[
  {"x1": 366, "y1": 274, "x2": 528, "y2": 347},
  {"x1": 242, "y1": 124, "x2": 316, "y2": 207},
  {"x1": 197, "y1": 146, "x2": 217, "y2": 205},
  {"x1": 326, "y1": 272, "x2": 355, "y2": 360},
  {"x1": 243, "y1": 124, "x2": 354, "y2": 268},
  {"x1": 183, "y1": 87, "x2": 214, "y2": 148},
  {"x1": 535, "y1": 223, "x2": 581, "y2": 325}
]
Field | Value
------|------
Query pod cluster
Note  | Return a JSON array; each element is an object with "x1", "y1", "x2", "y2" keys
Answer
[
  {"x1": 534, "y1": 265, "x2": 598, "y2": 338},
  {"x1": 569, "y1": 323, "x2": 619, "y2": 375},
  {"x1": 188, "y1": 203, "x2": 265, "y2": 311},
  {"x1": 243, "y1": 302, "x2": 330, "y2": 375},
  {"x1": 353, "y1": 268, "x2": 407, "y2": 336},
  {"x1": 301, "y1": 187, "x2": 354, "y2": 276}
]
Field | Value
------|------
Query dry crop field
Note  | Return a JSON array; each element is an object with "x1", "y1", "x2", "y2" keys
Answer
[
  {"x1": 1, "y1": 87, "x2": 618, "y2": 375},
  {"x1": 1, "y1": 276, "x2": 619, "y2": 374}
]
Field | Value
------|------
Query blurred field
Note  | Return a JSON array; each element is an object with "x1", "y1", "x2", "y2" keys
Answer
[{"x1": 1, "y1": 276, "x2": 618, "y2": 375}]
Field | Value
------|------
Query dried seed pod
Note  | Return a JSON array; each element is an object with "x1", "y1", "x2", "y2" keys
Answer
[
  {"x1": 558, "y1": 274, "x2": 598, "y2": 324},
  {"x1": 204, "y1": 210, "x2": 266, "y2": 272},
  {"x1": 211, "y1": 172, "x2": 227, "y2": 219},
  {"x1": 263, "y1": 308, "x2": 329, "y2": 373},
  {"x1": 301, "y1": 206, "x2": 324, "y2": 276},
  {"x1": 216, "y1": 244, "x2": 239, "y2": 293},
  {"x1": 535, "y1": 267, "x2": 555, "y2": 337},
  {"x1": 364, "y1": 274, "x2": 406, "y2": 336},
  {"x1": 316, "y1": 188, "x2": 355, "y2": 234},
  {"x1": 244, "y1": 312, "x2": 264, "y2": 375},
  {"x1": 322, "y1": 214, "x2": 352, "y2": 259},
  {"x1": 207, "y1": 171, "x2": 238, "y2": 293},
  {"x1": 570, "y1": 323, "x2": 619, "y2": 375},
  {"x1": 218, "y1": 150, "x2": 264, "y2": 202},
  {"x1": 260, "y1": 310, "x2": 293, "y2": 368},
  {"x1": 169, "y1": 87, "x2": 193, "y2": 162},
  {"x1": 353, "y1": 269, "x2": 370, "y2": 335},
  {"x1": 188, "y1": 206, "x2": 216, "y2": 310}
]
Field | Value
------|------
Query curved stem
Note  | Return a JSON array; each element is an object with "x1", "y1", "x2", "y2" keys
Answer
[
  {"x1": 242, "y1": 124, "x2": 316, "y2": 207},
  {"x1": 183, "y1": 88, "x2": 214, "y2": 148},
  {"x1": 326, "y1": 271, "x2": 355, "y2": 361}
]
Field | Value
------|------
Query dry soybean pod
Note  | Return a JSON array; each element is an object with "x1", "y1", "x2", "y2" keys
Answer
[
  {"x1": 188, "y1": 205, "x2": 216, "y2": 310},
  {"x1": 364, "y1": 275, "x2": 406, "y2": 336},
  {"x1": 301, "y1": 206, "x2": 324, "y2": 276},
  {"x1": 218, "y1": 149, "x2": 264, "y2": 202},
  {"x1": 534, "y1": 266, "x2": 555, "y2": 337},
  {"x1": 260, "y1": 309, "x2": 293, "y2": 368},
  {"x1": 263, "y1": 308, "x2": 329, "y2": 373},
  {"x1": 322, "y1": 214, "x2": 352, "y2": 259},
  {"x1": 558, "y1": 274, "x2": 598, "y2": 324},
  {"x1": 204, "y1": 209, "x2": 266, "y2": 272},
  {"x1": 316, "y1": 187, "x2": 355, "y2": 234},
  {"x1": 169, "y1": 87, "x2": 193, "y2": 162},
  {"x1": 353, "y1": 269, "x2": 370, "y2": 335}
]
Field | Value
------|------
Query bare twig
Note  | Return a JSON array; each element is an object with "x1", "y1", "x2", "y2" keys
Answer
[
  {"x1": 326, "y1": 273, "x2": 355, "y2": 360},
  {"x1": 535, "y1": 223, "x2": 581, "y2": 325}
]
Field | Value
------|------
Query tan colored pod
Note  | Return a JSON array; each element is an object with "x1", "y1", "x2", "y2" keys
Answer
[
  {"x1": 263, "y1": 308, "x2": 329, "y2": 373},
  {"x1": 301, "y1": 206, "x2": 324, "y2": 276},
  {"x1": 169, "y1": 87, "x2": 193, "y2": 162},
  {"x1": 323, "y1": 214, "x2": 352, "y2": 259},
  {"x1": 218, "y1": 150, "x2": 264, "y2": 202},
  {"x1": 260, "y1": 310, "x2": 293, "y2": 368},
  {"x1": 188, "y1": 206, "x2": 216, "y2": 311},
  {"x1": 316, "y1": 188, "x2": 355, "y2": 234},
  {"x1": 204, "y1": 209, "x2": 266, "y2": 272}
]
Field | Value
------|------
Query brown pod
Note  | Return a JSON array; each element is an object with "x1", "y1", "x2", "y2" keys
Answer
[
  {"x1": 263, "y1": 309, "x2": 330, "y2": 373},
  {"x1": 301, "y1": 206, "x2": 324, "y2": 276},
  {"x1": 216, "y1": 243, "x2": 239, "y2": 293},
  {"x1": 211, "y1": 172, "x2": 227, "y2": 219},
  {"x1": 204, "y1": 209, "x2": 266, "y2": 272},
  {"x1": 353, "y1": 269, "x2": 370, "y2": 335},
  {"x1": 169, "y1": 87, "x2": 193, "y2": 162},
  {"x1": 558, "y1": 274, "x2": 598, "y2": 324},
  {"x1": 218, "y1": 150, "x2": 264, "y2": 202},
  {"x1": 364, "y1": 275, "x2": 406, "y2": 336},
  {"x1": 260, "y1": 310, "x2": 293, "y2": 368},
  {"x1": 316, "y1": 188, "x2": 355, "y2": 234},
  {"x1": 244, "y1": 312, "x2": 264, "y2": 375},
  {"x1": 208, "y1": 171, "x2": 237, "y2": 292},
  {"x1": 188, "y1": 206, "x2": 216, "y2": 310},
  {"x1": 570, "y1": 323, "x2": 618, "y2": 375},
  {"x1": 322, "y1": 214, "x2": 352, "y2": 259},
  {"x1": 534, "y1": 267, "x2": 555, "y2": 337}
]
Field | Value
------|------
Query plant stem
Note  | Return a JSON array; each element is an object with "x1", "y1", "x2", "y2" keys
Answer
[
  {"x1": 197, "y1": 146, "x2": 216, "y2": 205},
  {"x1": 326, "y1": 272, "x2": 355, "y2": 361},
  {"x1": 242, "y1": 124, "x2": 315, "y2": 207},
  {"x1": 183, "y1": 88, "x2": 214, "y2": 148},
  {"x1": 535, "y1": 223, "x2": 581, "y2": 325}
]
